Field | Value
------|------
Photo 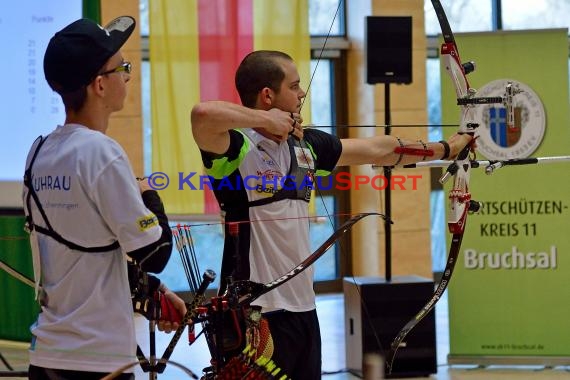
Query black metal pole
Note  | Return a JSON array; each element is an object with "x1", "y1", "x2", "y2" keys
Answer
[{"x1": 384, "y1": 83, "x2": 392, "y2": 282}]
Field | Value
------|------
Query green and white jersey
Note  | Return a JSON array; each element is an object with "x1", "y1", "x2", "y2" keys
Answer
[{"x1": 201, "y1": 128, "x2": 342, "y2": 312}]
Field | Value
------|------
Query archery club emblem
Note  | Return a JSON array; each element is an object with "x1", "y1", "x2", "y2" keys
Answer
[{"x1": 473, "y1": 79, "x2": 545, "y2": 160}]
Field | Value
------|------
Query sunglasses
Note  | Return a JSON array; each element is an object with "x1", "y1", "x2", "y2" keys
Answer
[{"x1": 99, "y1": 61, "x2": 132, "y2": 76}]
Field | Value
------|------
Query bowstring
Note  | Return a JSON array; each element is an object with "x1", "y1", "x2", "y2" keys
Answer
[
  {"x1": 299, "y1": 0, "x2": 388, "y2": 368},
  {"x1": 297, "y1": 0, "x2": 343, "y2": 235}
]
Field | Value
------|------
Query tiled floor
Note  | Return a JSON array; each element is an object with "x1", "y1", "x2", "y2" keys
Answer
[{"x1": 1, "y1": 292, "x2": 570, "y2": 379}]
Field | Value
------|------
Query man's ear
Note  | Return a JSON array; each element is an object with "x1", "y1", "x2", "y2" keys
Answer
[
  {"x1": 260, "y1": 87, "x2": 273, "y2": 106},
  {"x1": 90, "y1": 75, "x2": 105, "y2": 96}
]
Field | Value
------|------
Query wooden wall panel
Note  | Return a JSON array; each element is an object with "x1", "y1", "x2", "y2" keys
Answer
[
  {"x1": 101, "y1": 0, "x2": 144, "y2": 176},
  {"x1": 348, "y1": 0, "x2": 432, "y2": 278}
]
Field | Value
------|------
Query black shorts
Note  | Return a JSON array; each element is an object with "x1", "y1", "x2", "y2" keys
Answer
[
  {"x1": 28, "y1": 364, "x2": 134, "y2": 380},
  {"x1": 264, "y1": 309, "x2": 321, "y2": 380}
]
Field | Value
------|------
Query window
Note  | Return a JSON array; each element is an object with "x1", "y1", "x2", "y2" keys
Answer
[
  {"x1": 309, "y1": 0, "x2": 345, "y2": 36},
  {"x1": 424, "y1": 0, "x2": 493, "y2": 35},
  {"x1": 502, "y1": 0, "x2": 570, "y2": 30}
]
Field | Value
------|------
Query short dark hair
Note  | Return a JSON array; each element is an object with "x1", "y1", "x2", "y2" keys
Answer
[
  {"x1": 60, "y1": 86, "x2": 89, "y2": 112},
  {"x1": 235, "y1": 50, "x2": 293, "y2": 108}
]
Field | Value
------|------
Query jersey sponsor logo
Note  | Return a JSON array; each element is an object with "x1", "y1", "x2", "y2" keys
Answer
[
  {"x1": 255, "y1": 183, "x2": 279, "y2": 196},
  {"x1": 256, "y1": 169, "x2": 281, "y2": 180},
  {"x1": 32, "y1": 175, "x2": 71, "y2": 191},
  {"x1": 259, "y1": 152, "x2": 276, "y2": 166},
  {"x1": 253, "y1": 170, "x2": 284, "y2": 197},
  {"x1": 137, "y1": 214, "x2": 158, "y2": 231}
]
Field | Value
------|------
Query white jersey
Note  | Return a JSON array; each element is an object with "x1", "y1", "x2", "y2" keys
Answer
[
  {"x1": 202, "y1": 128, "x2": 342, "y2": 313},
  {"x1": 23, "y1": 123, "x2": 162, "y2": 373},
  {"x1": 240, "y1": 130, "x2": 315, "y2": 312}
]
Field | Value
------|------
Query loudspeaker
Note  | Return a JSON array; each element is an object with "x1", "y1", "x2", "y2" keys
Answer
[
  {"x1": 366, "y1": 16, "x2": 413, "y2": 84},
  {"x1": 343, "y1": 276, "x2": 437, "y2": 378}
]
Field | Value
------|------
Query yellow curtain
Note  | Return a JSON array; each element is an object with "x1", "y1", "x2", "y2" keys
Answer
[
  {"x1": 253, "y1": 0, "x2": 312, "y2": 123},
  {"x1": 150, "y1": 0, "x2": 201, "y2": 214},
  {"x1": 150, "y1": 0, "x2": 310, "y2": 215}
]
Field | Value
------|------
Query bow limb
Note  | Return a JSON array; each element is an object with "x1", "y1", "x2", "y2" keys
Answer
[
  {"x1": 0, "y1": 258, "x2": 36, "y2": 288},
  {"x1": 230, "y1": 212, "x2": 385, "y2": 306}
]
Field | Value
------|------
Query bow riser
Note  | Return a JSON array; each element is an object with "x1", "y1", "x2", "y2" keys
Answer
[
  {"x1": 447, "y1": 146, "x2": 475, "y2": 234},
  {"x1": 441, "y1": 38, "x2": 478, "y2": 234},
  {"x1": 448, "y1": 187, "x2": 470, "y2": 234}
]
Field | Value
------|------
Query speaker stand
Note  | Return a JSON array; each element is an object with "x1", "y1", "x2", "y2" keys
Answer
[{"x1": 383, "y1": 83, "x2": 392, "y2": 281}]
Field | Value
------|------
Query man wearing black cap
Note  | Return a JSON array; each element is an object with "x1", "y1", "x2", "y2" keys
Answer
[{"x1": 23, "y1": 16, "x2": 185, "y2": 379}]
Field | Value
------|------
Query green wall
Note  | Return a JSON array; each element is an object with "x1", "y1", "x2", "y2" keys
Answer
[{"x1": 0, "y1": 214, "x2": 39, "y2": 341}]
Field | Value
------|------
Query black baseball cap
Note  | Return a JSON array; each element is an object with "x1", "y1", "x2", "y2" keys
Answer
[{"x1": 43, "y1": 16, "x2": 136, "y2": 94}]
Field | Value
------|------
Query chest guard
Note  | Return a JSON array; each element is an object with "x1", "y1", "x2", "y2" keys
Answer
[{"x1": 247, "y1": 137, "x2": 315, "y2": 208}]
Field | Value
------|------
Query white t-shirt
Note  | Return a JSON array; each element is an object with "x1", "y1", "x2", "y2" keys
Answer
[
  {"x1": 23, "y1": 124, "x2": 162, "y2": 373},
  {"x1": 202, "y1": 128, "x2": 342, "y2": 313}
]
